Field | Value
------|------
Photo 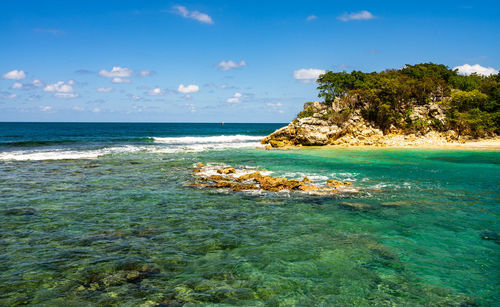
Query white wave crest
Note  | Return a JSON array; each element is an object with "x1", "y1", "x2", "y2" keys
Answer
[
  {"x1": 0, "y1": 135, "x2": 265, "y2": 161},
  {"x1": 153, "y1": 135, "x2": 263, "y2": 144}
]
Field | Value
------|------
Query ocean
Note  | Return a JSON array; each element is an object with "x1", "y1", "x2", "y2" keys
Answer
[{"x1": 0, "y1": 122, "x2": 498, "y2": 306}]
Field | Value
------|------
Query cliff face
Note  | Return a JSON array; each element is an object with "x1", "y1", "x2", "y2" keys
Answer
[{"x1": 262, "y1": 99, "x2": 460, "y2": 148}]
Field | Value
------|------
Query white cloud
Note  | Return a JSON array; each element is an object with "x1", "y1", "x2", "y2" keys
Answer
[
  {"x1": 3, "y1": 69, "x2": 26, "y2": 80},
  {"x1": 178, "y1": 84, "x2": 199, "y2": 94},
  {"x1": 40, "y1": 106, "x2": 52, "y2": 112},
  {"x1": 306, "y1": 15, "x2": 317, "y2": 21},
  {"x1": 293, "y1": 68, "x2": 326, "y2": 82},
  {"x1": 172, "y1": 5, "x2": 213, "y2": 24},
  {"x1": 97, "y1": 87, "x2": 113, "y2": 92},
  {"x1": 99, "y1": 66, "x2": 133, "y2": 78},
  {"x1": 185, "y1": 103, "x2": 196, "y2": 113},
  {"x1": 453, "y1": 64, "x2": 498, "y2": 76},
  {"x1": 11, "y1": 79, "x2": 44, "y2": 90},
  {"x1": 92, "y1": 108, "x2": 101, "y2": 113},
  {"x1": 338, "y1": 10, "x2": 375, "y2": 22},
  {"x1": 72, "y1": 106, "x2": 84, "y2": 111},
  {"x1": 54, "y1": 93, "x2": 79, "y2": 98},
  {"x1": 43, "y1": 81, "x2": 79, "y2": 98},
  {"x1": 27, "y1": 95, "x2": 41, "y2": 101},
  {"x1": 148, "y1": 87, "x2": 165, "y2": 96},
  {"x1": 227, "y1": 92, "x2": 242, "y2": 103},
  {"x1": 127, "y1": 94, "x2": 142, "y2": 101},
  {"x1": 217, "y1": 60, "x2": 247, "y2": 71},
  {"x1": 266, "y1": 102, "x2": 283, "y2": 107},
  {"x1": 0, "y1": 93, "x2": 17, "y2": 99},
  {"x1": 139, "y1": 70, "x2": 153, "y2": 77},
  {"x1": 217, "y1": 84, "x2": 228, "y2": 89},
  {"x1": 111, "y1": 77, "x2": 131, "y2": 83},
  {"x1": 44, "y1": 81, "x2": 73, "y2": 93},
  {"x1": 32, "y1": 79, "x2": 43, "y2": 87}
]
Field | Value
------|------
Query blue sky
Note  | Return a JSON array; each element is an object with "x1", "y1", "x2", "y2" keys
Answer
[{"x1": 1, "y1": 0, "x2": 499, "y2": 122}]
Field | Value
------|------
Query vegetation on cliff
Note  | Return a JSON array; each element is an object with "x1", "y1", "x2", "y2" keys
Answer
[{"x1": 316, "y1": 63, "x2": 499, "y2": 137}]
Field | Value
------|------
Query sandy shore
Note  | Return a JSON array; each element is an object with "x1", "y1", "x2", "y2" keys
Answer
[{"x1": 266, "y1": 137, "x2": 500, "y2": 150}]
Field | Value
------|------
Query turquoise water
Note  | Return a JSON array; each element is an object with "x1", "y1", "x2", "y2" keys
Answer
[{"x1": 0, "y1": 123, "x2": 498, "y2": 306}]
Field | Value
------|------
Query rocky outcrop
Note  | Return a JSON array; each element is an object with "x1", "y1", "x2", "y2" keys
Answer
[
  {"x1": 261, "y1": 99, "x2": 464, "y2": 147},
  {"x1": 191, "y1": 163, "x2": 357, "y2": 195}
]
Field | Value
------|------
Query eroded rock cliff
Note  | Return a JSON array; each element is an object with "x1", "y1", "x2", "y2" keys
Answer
[{"x1": 261, "y1": 99, "x2": 461, "y2": 147}]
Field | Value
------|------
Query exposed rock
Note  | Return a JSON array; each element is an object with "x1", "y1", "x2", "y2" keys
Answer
[
  {"x1": 257, "y1": 177, "x2": 301, "y2": 191},
  {"x1": 326, "y1": 179, "x2": 353, "y2": 188},
  {"x1": 235, "y1": 171, "x2": 264, "y2": 182},
  {"x1": 260, "y1": 98, "x2": 475, "y2": 148},
  {"x1": 297, "y1": 184, "x2": 320, "y2": 191},
  {"x1": 208, "y1": 181, "x2": 234, "y2": 189},
  {"x1": 206, "y1": 175, "x2": 226, "y2": 181},
  {"x1": 216, "y1": 169, "x2": 223, "y2": 174},
  {"x1": 232, "y1": 184, "x2": 258, "y2": 191},
  {"x1": 223, "y1": 167, "x2": 235, "y2": 174},
  {"x1": 301, "y1": 176, "x2": 311, "y2": 184},
  {"x1": 193, "y1": 166, "x2": 358, "y2": 195},
  {"x1": 196, "y1": 162, "x2": 204, "y2": 168}
]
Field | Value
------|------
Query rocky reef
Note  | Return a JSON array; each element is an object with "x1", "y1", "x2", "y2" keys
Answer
[
  {"x1": 191, "y1": 163, "x2": 357, "y2": 195},
  {"x1": 261, "y1": 100, "x2": 469, "y2": 148}
]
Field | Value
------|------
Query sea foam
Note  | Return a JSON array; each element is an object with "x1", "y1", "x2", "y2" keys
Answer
[{"x1": 0, "y1": 135, "x2": 265, "y2": 161}]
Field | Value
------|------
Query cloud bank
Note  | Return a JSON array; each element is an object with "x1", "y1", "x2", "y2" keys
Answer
[
  {"x1": 43, "y1": 81, "x2": 78, "y2": 98},
  {"x1": 453, "y1": 64, "x2": 498, "y2": 76}
]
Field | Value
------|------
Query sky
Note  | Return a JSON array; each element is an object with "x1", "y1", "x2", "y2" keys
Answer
[{"x1": 0, "y1": 0, "x2": 499, "y2": 123}]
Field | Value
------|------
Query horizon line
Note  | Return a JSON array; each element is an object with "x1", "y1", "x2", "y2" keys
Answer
[{"x1": 0, "y1": 121, "x2": 288, "y2": 124}]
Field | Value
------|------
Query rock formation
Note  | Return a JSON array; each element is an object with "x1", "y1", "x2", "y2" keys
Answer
[
  {"x1": 261, "y1": 100, "x2": 466, "y2": 147},
  {"x1": 191, "y1": 163, "x2": 357, "y2": 195}
]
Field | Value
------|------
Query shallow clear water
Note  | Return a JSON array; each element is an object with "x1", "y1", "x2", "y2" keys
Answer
[{"x1": 0, "y1": 123, "x2": 498, "y2": 306}]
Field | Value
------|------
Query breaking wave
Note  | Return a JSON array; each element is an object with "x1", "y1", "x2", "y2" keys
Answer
[{"x1": 0, "y1": 135, "x2": 265, "y2": 161}]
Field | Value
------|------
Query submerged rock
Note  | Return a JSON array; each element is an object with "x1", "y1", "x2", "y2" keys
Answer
[
  {"x1": 4, "y1": 207, "x2": 37, "y2": 215},
  {"x1": 380, "y1": 201, "x2": 409, "y2": 207},
  {"x1": 338, "y1": 202, "x2": 372, "y2": 211},
  {"x1": 480, "y1": 230, "x2": 500, "y2": 244},
  {"x1": 78, "y1": 263, "x2": 160, "y2": 292}
]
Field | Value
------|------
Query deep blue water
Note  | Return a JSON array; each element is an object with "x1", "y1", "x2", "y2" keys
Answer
[{"x1": 0, "y1": 122, "x2": 282, "y2": 147}]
